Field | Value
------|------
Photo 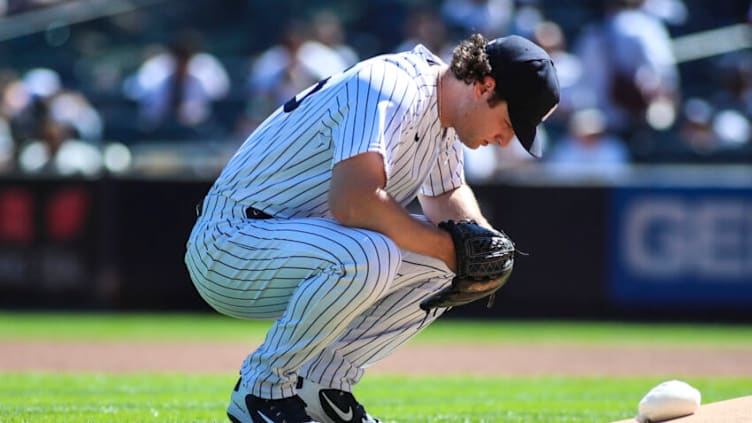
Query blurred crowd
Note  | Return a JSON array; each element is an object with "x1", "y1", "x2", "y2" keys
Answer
[
  {"x1": 0, "y1": 0, "x2": 751, "y2": 179},
  {"x1": 0, "y1": 0, "x2": 67, "y2": 16}
]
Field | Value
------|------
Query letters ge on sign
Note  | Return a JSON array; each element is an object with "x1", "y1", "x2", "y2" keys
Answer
[{"x1": 622, "y1": 197, "x2": 752, "y2": 279}]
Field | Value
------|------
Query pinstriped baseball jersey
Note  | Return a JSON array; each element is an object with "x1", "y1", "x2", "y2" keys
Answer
[
  {"x1": 209, "y1": 44, "x2": 464, "y2": 218},
  {"x1": 185, "y1": 44, "x2": 461, "y2": 403}
]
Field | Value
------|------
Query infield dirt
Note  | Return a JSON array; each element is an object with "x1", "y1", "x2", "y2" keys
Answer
[{"x1": 1, "y1": 340, "x2": 751, "y2": 376}]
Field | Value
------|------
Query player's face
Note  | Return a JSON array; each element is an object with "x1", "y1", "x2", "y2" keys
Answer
[{"x1": 454, "y1": 87, "x2": 516, "y2": 150}]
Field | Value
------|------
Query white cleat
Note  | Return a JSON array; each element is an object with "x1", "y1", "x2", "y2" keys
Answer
[
  {"x1": 227, "y1": 377, "x2": 319, "y2": 423},
  {"x1": 296, "y1": 377, "x2": 380, "y2": 423}
]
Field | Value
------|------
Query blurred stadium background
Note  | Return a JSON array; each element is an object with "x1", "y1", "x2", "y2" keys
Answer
[{"x1": 0, "y1": 0, "x2": 750, "y2": 322}]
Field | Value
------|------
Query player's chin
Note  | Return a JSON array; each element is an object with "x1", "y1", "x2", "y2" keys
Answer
[{"x1": 461, "y1": 139, "x2": 484, "y2": 150}]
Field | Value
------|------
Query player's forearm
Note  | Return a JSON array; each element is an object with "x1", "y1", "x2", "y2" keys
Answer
[
  {"x1": 329, "y1": 152, "x2": 456, "y2": 270},
  {"x1": 331, "y1": 188, "x2": 456, "y2": 271},
  {"x1": 419, "y1": 184, "x2": 491, "y2": 228}
]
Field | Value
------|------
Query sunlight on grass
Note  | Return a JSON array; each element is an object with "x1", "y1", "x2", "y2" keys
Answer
[{"x1": 1, "y1": 373, "x2": 749, "y2": 423}]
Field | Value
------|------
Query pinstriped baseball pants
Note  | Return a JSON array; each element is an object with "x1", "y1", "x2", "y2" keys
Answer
[{"x1": 185, "y1": 195, "x2": 454, "y2": 399}]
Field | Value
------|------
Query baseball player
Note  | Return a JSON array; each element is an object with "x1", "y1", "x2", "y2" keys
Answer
[{"x1": 185, "y1": 33, "x2": 559, "y2": 423}]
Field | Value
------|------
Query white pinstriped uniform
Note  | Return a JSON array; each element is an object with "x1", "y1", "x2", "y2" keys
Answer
[{"x1": 185, "y1": 45, "x2": 464, "y2": 399}]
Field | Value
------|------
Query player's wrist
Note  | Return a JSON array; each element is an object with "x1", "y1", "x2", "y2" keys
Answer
[{"x1": 438, "y1": 229, "x2": 457, "y2": 273}]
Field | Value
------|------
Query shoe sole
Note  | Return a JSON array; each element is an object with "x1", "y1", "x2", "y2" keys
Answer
[{"x1": 227, "y1": 389, "x2": 251, "y2": 423}]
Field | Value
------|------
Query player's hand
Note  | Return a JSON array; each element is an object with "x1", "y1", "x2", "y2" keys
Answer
[{"x1": 420, "y1": 220, "x2": 515, "y2": 311}]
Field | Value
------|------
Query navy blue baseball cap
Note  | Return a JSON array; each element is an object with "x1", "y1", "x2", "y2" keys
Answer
[{"x1": 486, "y1": 35, "x2": 560, "y2": 157}]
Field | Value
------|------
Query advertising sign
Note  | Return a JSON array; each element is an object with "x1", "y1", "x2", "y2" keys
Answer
[{"x1": 610, "y1": 187, "x2": 752, "y2": 307}]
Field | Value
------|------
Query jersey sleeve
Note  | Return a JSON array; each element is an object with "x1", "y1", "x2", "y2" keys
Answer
[
  {"x1": 332, "y1": 61, "x2": 416, "y2": 179},
  {"x1": 420, "y1": 136, "x2": 465, "y2": 196}
]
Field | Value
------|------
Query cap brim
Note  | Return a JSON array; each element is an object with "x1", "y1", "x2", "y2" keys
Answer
[{"x1": 509, "y1": 107, "x2": 541, "y2": 158}]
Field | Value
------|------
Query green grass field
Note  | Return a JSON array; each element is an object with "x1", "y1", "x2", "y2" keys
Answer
[{"x1": 1, "y1": 312, "x2": 751, "y2": 422}]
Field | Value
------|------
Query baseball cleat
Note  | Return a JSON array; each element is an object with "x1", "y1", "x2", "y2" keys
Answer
[
  {"x1": 227, "y1": 377, "x2": 319, "y2": 423},
  {"x1": 296, "y1": 377, "x2": 380, "y2": 423}
]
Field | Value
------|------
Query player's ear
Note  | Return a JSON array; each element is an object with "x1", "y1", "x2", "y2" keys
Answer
[{"x1": 475, "y1": 76, "x2": 496, "y2": 98}]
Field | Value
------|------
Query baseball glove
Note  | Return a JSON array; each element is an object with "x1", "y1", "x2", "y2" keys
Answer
[{"x1": 420, "y1": 219, "x2": 515, "y2": 311}]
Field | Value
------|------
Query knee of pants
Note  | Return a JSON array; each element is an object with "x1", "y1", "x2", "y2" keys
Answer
[{"x1": 331, "y1": 230, "x2": 402, "y2": 303}]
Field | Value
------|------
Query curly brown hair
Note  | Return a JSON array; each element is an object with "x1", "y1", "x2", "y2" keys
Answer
[{"x1": 449, "y1": 33, "x2": 504, "y2": 106}]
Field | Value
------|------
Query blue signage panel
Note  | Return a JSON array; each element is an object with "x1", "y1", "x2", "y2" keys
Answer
[{"x1": 610, "y1": 187, "x2": 752, "y2": 307}]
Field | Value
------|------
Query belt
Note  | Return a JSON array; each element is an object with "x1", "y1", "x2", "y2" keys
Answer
[{"x1": 195, "y1": 202, "x2": 273, "y2": 219}]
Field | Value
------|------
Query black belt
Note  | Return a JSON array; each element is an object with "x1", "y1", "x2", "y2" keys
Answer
[{"x1": 195, "y1": 202, "x2": 272, "y2": 219}]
